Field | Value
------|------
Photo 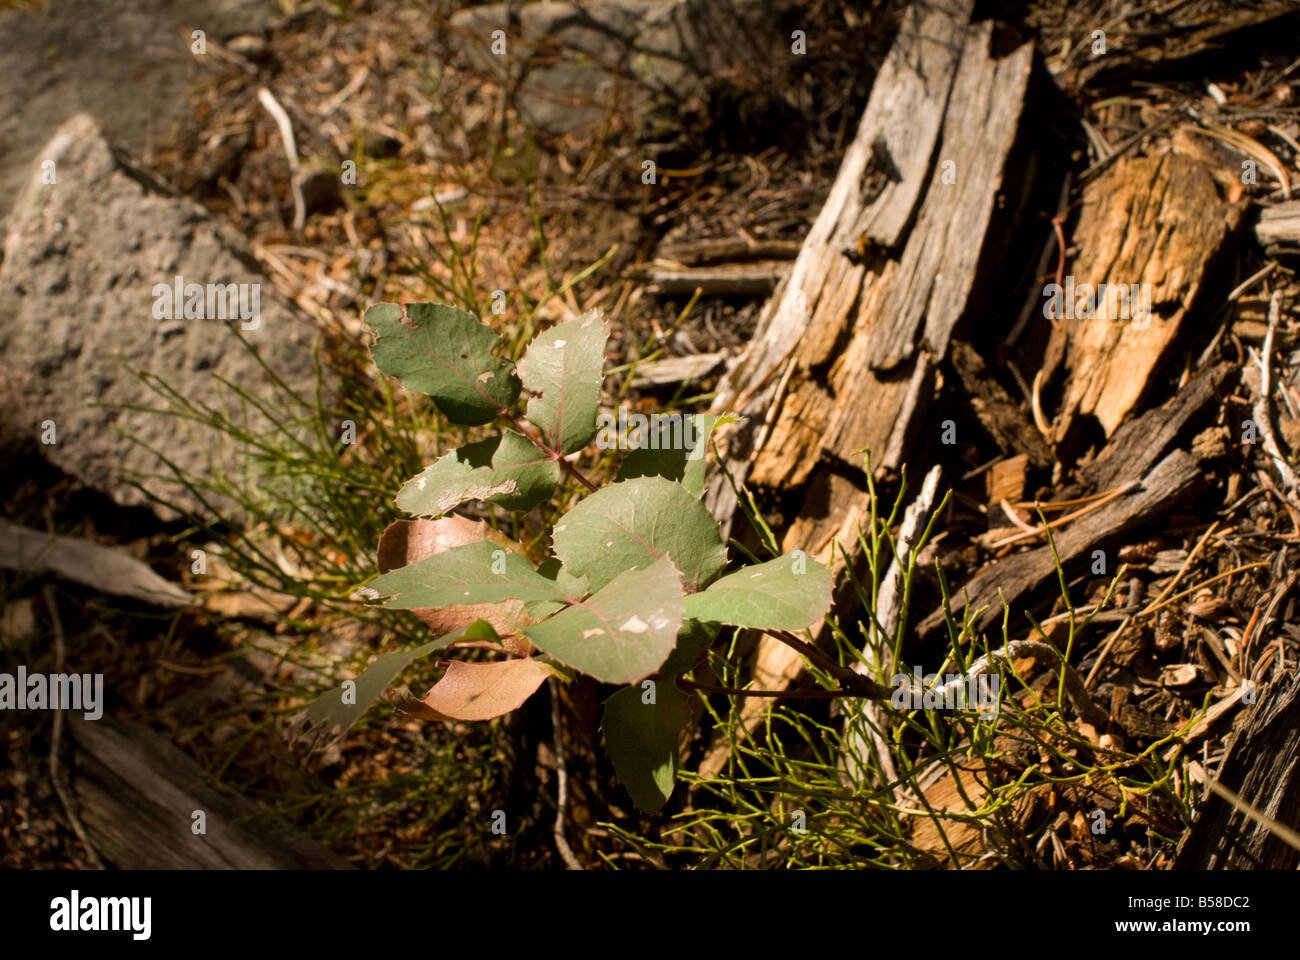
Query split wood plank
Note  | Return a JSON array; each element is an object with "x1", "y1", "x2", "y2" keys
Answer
[
  {"x1": 1079, "y1": 362, "x2": 1231, "y2": 491},
  {"x1": 863, "y1": 34, "x2": 1040, "y2": 371},
  {"x1": 842, "y1": 465, "x2": 945, "y2": 787},
  {"x1": 916, "y1": 448, "x2": 1203, "y2": 639}
]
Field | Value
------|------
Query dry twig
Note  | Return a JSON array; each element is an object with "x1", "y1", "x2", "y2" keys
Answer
[
  {"x1": 1251, "y1": 292, "x2": 1299, "y2": 500},
  {"x1": 549, "y1": 679, "x2": 584, "y2": 871},
  {"x1": 44, "y1": 585, "x2": 104, "y2": 869},
  {"x1": 257, "y1": 86, "x2": 307, "y2": 232}
]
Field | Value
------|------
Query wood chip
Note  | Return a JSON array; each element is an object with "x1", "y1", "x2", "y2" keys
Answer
[
  {"x1": 629, "y1": 351, "x2": 728, "y2": 388},
  {"x1": 1042, "y1": 156, "x2": 1243, "y2": 451}
]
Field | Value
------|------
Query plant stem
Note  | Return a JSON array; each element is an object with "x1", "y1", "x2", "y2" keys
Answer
[
  {"x1": 770, "y1": 630, "x2": 889, "y2": 698},
  {"x1": 500, "y1": 408, "x2": 600, "y2": 492},
  {"x1": 676, "y1": 677, "x2": 858, "y2": 699},
  {"x1": 676, "y1": 675, "x2": 891, "y2": 701},
  {"x1": 559, "y1": 457, "x2": 600, "y2": 492}
]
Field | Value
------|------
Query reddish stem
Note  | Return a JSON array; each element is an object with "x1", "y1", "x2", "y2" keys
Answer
[
  {"x1": 500, "y1": 408, "x2": 599, "y2": 492},
  {"x1": 676, "y1": 677, "x2": 867, "y2": 700}
]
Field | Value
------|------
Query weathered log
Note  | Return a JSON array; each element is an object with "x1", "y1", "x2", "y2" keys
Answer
[
  {"x1": 708, "y1": 19, "x2": 1040, "y2": 518},
  {"x1": 696, "y1": 0, "x2": 1053, "y2": 767},
  {"x1": 69, "y1": 716, "x2": 350, "y2": 869},
  {"x1": 703, "y1": 0, "x2": 984, "y2": 533},
  {"x1": 1173, "y1": 670, "x2": 1300, "y2": 869}
]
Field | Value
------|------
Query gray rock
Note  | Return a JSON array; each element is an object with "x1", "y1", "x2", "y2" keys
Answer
[
  {"x1": 0, "y1": 0, "x2": 274, "y2": 219},
  {"x1": 0, "y1": 115, "x2": 331, "y2": 519},
  {"x1": 450, "y1": 0, "x2": 787, "y2": 135}
]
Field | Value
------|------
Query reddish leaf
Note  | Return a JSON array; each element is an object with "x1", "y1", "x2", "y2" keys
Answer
[{"x1": 416, "y1": 658, "x2": 560, "y2": 721}]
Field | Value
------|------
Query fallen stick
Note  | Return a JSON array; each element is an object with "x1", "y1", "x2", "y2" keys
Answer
[
  {"x1": 0, "y1": 520, "x2": 191, "y2": 608},
  {"x1": 1252, "y1": 292, "x2": 1299, "y2": 500},
  {"x1": 257, "y1": 86, "x2": 306, "y2": 232},
  {"x1": 45, "y1": 586, "x2": 104, "y2": 870},
  {"x1": 933, "y1": 639, "x2": 1109, "y2": 728},
  {"x1": 918, "y1": 450, "x2": 1203, "y2": 639},
  {"x1": 843, "y1": 464, "x2": 943, "y2": 789},
  {"x1": 987, "y1": 481, "x2": 1139, "y2": 550}
]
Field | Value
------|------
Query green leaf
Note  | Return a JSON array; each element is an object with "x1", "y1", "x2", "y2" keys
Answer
[
  {"x1": 660, "y1": 617, "x2": 717, "y2": 675},
  {"x1": 375, "y1": 516, "x2": 534, "y2": 638},
  {"x1": 601, "y1": 680, "x2": 692, "y2": 812},
  {"x1": 616, "y1": 414, "x2": 734, "y2": 498},
  {"x1": 551, "y1": 477, "x2": 728, "y2": 593},
  {"x1": 517, "y1": 311, "x2": 607, "y2": 454},
  {"x1": 291, "y1": 619, "x2": 500, "y2": 743},
  {"x1": 527, "y1": 557, "x2": 589, "y2": 620},
  {"x1": 536, "y1": 556, "x2": 590, "y2": 598},
  {"x1": 363, "y1": 540, "x2": 566, "y2": 609},
  {"x1": 365, "y1": 301, "x2": 520, "y2": 425},
  {"x1": 523, "y1": 557, "x2": 683, "y2": 683},
  {"x1": 395, "y1": 431, "x2": 560, "y2": 517},
  {"x1": 682, "y1": 552, "x2": 833, "y2": 630}
]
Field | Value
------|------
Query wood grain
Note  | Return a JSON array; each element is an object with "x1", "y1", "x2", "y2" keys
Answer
[
  {"x1": 70, "y1": 716, "x2": 350, "y2": 869},
  {"x1": 1044, "y1": 154, "x2": 1243, "y2": 450},
  {"x1": 1173, "y1": 670, "x2": 1300, "y2": 869}
]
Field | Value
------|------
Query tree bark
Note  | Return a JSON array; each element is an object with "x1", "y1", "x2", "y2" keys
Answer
[{"x1": 1173, "y1": 670, "x2": 1300, "y2": 869}]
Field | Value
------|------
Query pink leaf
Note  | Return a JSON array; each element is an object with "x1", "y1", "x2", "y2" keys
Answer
[{"x1": 417, "y1": 658, "x2": 559, "y2": 721}]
